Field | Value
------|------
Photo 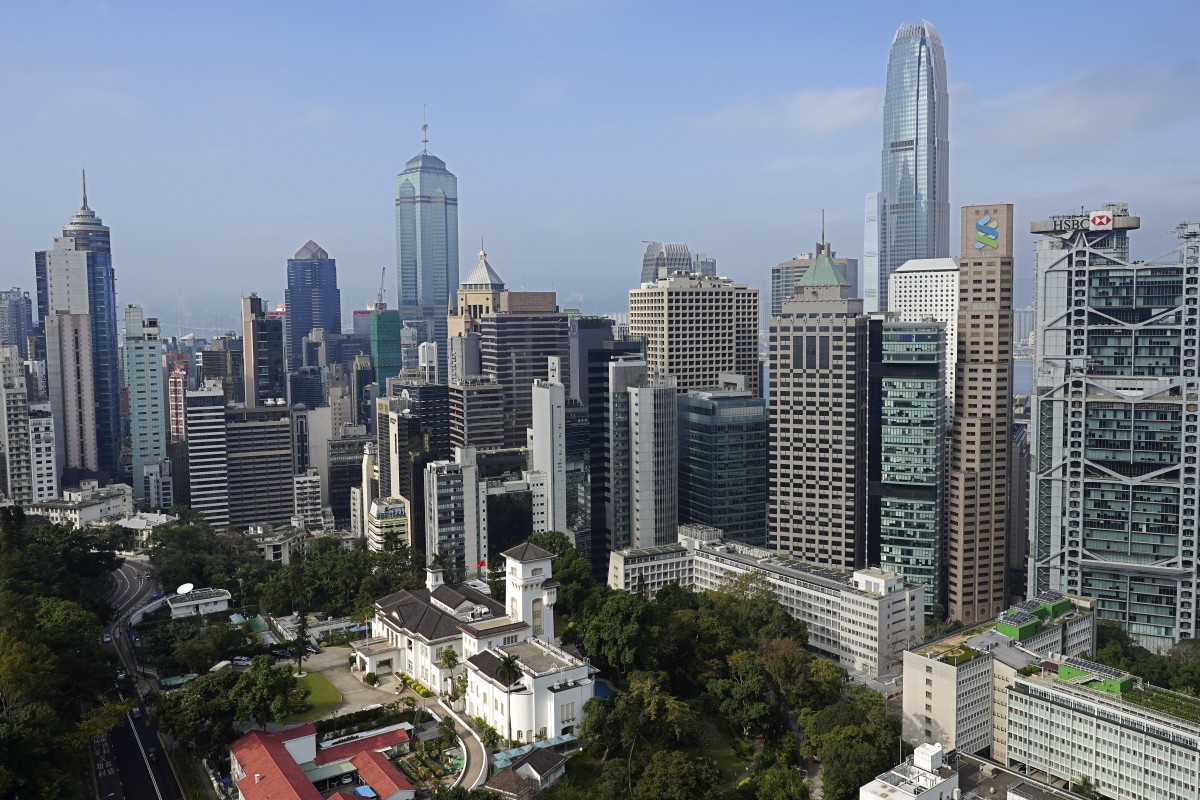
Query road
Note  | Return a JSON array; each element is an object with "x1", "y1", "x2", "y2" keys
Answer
[{"x1": 94, "y1": 555, "x2": 184, "y2": 800}]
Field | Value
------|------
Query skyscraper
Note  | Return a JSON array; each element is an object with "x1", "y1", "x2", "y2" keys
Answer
[
  {"x1": 866, "y1": 20, "x2": 949, "y2": 313},
  {"x1": 1030, "y1": 206, "x2": 1199, "y2": 652},
  {"x1": 185, "y1": 381, "x2": 229, "y2": 526},
  {"x1": 771, "y1": 243, "x2": 858, "y2": 316},
  {"x1": 528, "y1": 357, "x2": 567, "y2": 535},
  {"x1": 768, "y1": 252, "x2": 868, "y2": 569},
  {"x1": 0, "y1": 289, "x2": 33, "y2": 358},
  {"x1": 124, "y1": 305, "x2": 171, "y2": 509},
  {"x1": 0, "y1": 346, "x2": 33, "y2": 504},
  {"x1": 241, "y1": 294, "x2": 286, "y2": 408},
  {"x1": 629, "y1": 273, "x2": 760, "y2": 396},
  {"x1": 947, "y1": 204, "x2": 1013, "y2": 624},
  {"x1": 38, "y1": 176, "x2": 120, "y2": 475},
  {"x1": 640, "y1": 242, "x2": 714, "y2": 284},
  {"x1": 889, "y1": 257, "x2": 959, "y2": 405},
  {"x1": 396, "y1": 134, "x2": 459, "y2": 378},
  {"x1": 285, "y1": 240, "x2": 340, "y2": 371}
]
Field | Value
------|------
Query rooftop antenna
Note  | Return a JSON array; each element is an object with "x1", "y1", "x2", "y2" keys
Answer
[
  {"x1": 421, "y1": 106, "x2": 429, "y2": 154},
  {"x1": 821, "y1": 209, "x2": 825, "y2": 247},
  {"x1": 81, "y1": 168, "x2": 88, "y2": 210}
]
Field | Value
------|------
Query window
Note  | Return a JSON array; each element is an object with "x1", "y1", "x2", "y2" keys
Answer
[{"x1": 533, "y1": 598, "x2": 544, "y2": 636}]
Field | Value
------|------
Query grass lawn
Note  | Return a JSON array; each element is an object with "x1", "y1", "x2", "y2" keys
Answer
[
  {"x1": 282, "y1": 671, "x2": 342, "y2": 722},
  {"x1": 683, "y1": 716, "x2": 752, "y2": 783}
]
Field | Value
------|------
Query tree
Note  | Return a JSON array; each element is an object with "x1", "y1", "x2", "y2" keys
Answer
[
  {"x1": 437, "y1": 714, "x2": 458, "y2": 752},
  {"x1": 706, "y1": 650, "x2": 773, "y2": 737},
  {"x1": 746, "y1": 764, "x2": 811, "y2": 800},
  {"x1": 632, "y1": 750, "x2": 723, "y2": 800},
  {"x1": 527, "y1": 531, "x2": 594, "y2": 618},
  {"x1": 155, "y1": 669, "x2": 242, "y2": 761},
  {"x1": 580, "y1": 591, "x2": 657, "y2": 677},
  {"x1": 173, "y1": 636, "x2": 220, "y2": 673},
  {"x1": 495, "y1": 653, "x2": 522, "y2": 743},
  {"x1": 802, "y1": 686, "x2": 898, "y2": 800},
  {"x1": 229, "y1": 656, "x2": 300, "y2": 727},
  {"x1": 1072, "y1": 775, "x2": 1099, "y2": 800},
  {"x1": 440, "y1": 647, "x2": 460, "y2": 694}
]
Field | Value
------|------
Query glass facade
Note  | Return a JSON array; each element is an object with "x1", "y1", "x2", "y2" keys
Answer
[
  {"x1": 869, "y1": 321, "x2": 945, "y2": 611},
  {"x1": 285, "y1": 242, "x2": 340, "y2": 371},
  {"x1": 370, "y1": 309, "x2": 403, "y2": 387},
  {"x1": 875, "y1": 20, "x2": 949, "y2": 312}
]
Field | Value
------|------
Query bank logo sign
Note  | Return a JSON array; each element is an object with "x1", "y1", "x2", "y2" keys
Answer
[
  {"x1": 975, "y1": 214, "x2": 999, "y2": 249},
  {"x1": 1089, "y1": 212, "x2": 1113, "y2": 231}
]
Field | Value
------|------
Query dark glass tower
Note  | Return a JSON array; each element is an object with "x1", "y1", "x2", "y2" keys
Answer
[
  {"x1": 868, "y1": 20, "x2": 949, "y2": 312},
  {"x1": 396, "y1": 136, "x2": 459, "y2": 379},
  {"x1": 285, "y1": 240, "x2": 340, "y2": 371}
]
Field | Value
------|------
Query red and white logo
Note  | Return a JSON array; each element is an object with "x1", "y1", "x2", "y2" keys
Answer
[{"x1": 1088, "y1": 212, "x2": 1113, "y2": 231}]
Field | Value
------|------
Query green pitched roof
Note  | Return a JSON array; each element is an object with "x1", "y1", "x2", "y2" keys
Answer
[{"x1": 795, "y1": 251, "x2": 849, "y2": 288}]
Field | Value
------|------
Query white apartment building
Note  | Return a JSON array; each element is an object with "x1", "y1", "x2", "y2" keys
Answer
[
  {"x1": 424, "y1": 447, "x2": 488, "y2": 577},
  {"x1": 185, "y1": 380, "x2": 229, "y2": 527},
  {"x1": 27, "y1": 480, "x2": 133, "y2": 528},
  {"x1": 355, "y1": 542, "x2": 595, "y2": 744},
  {"x1": 608, "y1": 526, "x2": 924, "y2": 677},
  {"x1": 366, "y1": 497, "x2": 411, "y2": 552},
  {"x1": 0, "y1": 345, "x2": 32, "y2": 504},
  {"x1": 28, "y1": 402, "x2": 57, "y2": 502},
  {"x1": 629, "y1": 272, "x2": 760, "y2": 396},
  {"x1": 167, "y1": 587, "x2": 232, "y2": 618},
  {"x1": 246, "y1": 522, "x2": 307, "y2": 565},
  {"x1": 888, "y1": 257, "x2": 959, "y2": 404},
  {"x1": 1007, "y1": 659, "x2": 1200, "y2": 800},
  {"x1": 292, "y1": 469, "x2": 324, "y2": 530},
  {"x1": 901, "y1": 591, "x2": 1096, "y2": 756},
  {"x1": 527, "y1": 357, "x2": 566, "y2": 534}
]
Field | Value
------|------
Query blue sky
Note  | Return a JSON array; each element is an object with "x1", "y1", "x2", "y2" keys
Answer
[{"x1": 2, "y1": 0, "x2": 1198, "y2": 333}]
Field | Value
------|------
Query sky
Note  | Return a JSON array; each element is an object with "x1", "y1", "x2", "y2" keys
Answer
[{"x1": 2, "y1": 0, "x2": 1198, "y2": 335}]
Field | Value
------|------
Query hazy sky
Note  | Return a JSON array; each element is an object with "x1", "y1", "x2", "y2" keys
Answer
[{"x1": 2, "y1": 0, "x2": 1198, "y2": 334}]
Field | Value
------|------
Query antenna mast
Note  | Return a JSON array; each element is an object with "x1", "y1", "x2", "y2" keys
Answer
[{"x1": 421, "y1": 106, "x2": 429, "y2": 154}]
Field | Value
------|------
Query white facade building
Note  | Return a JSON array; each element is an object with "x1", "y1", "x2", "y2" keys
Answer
[
  {"x1": 859, "y1": 743, "x2": 957, "y2": 800},
  {"x1": 0, "y1": 346, "x2": 32, "y2": 504},
  {"x1": 292, "y1": 469, "x2": 324, "y2": 530},
  {"x1": 608, "y1": 525, "x2": 924, "y2": 677},
  {"x1": 185, "y1": 380, "x2": 229, "y2": 526},
  {"x1": 527, "y1": 357, "x2": 566, "y2": 534},
  {"x1": 27, "y1": 480, "x2": 133, "y2": 528},
  {"x1": 888, "y1": 257, "x2": 959, "y2": 404},
  {"x1": 356, "y1": 541, "x2": 594, "y2": 745},
  {"x1": 28, "y1": 402, "x2": 57, "y2": 502},
  {"x1": 366, "y1": 497, "x2": 411, "y2": 552},
  {"x1": 246, "y1": 522, "x2": 307, "y2": 565},
  {"x1": 424, "y1": 447, "x2": 488, "y2": 578},
  {"x1": 166, "y1": 587, "x2": 232, "y2": 618}
]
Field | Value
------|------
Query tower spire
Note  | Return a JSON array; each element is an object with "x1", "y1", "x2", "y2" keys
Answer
[
  {"x1": 81, "y1": 168, "x2": 88, "y2": 210},
  {"x1": 421, "y1": 106, "x2": 429, "y2": 154}
]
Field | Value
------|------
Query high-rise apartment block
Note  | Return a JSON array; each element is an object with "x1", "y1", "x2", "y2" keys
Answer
[
  {"x1": 888, "y1": 257, "x2": 959, "y2": 404},
  {"x1": 449, "y1": 377, "x2": 505, "y2": 452},
  {"x1": 124, "y1": 305, "x2": 171, "y2": 509},
  {"x1": 424, "y1": 447, "x2": 488, "y2": 577},
  {"x1": 768, "y1": 254, "x2": 868, "y2": 570},
  {"x1": 242, "y1": 294, "x2": 286, "y2": 408},
  {"x1": 0, "y1": 289, "x2": 33, "y2": 358},
  {"x1": 629, "y1": 273, "x2": 760, "y2": 396},
  {"x1": 606, "y1": 357, "x2": 677, "y2": 551},
  {"x1": 28, "y1": 402, "x2": 57, "y2": 502},
  {"x1": 771, "y1": 243, "x2": 858, "y2": 315},
  {"x1": 38, "y1": 180, "x2": 120, "y2": 475},
  {"x1": 528, "y1": 358, "x2": 567, "y2": 534},
  {"x1": 285, "y1": 240, "x2": 340, "y2": 371},
  {"x1": 947, "y1": 204, "x2": 1013, "y2": 624},
  {"x1": 0, "y1": 346, "x2": 32, "y2": 504},
  {"x1": 167, "y1": 364, "x2": 188, "y2": 442},
  {"x1": 868, "y1": 319, "x2": 946, "y2": 611},
  {"x1": 1030, "y1": 207, "x2": 1200, "y2": 651},
  {"x1": 185, "y1": 381, "x2": 229, "y2": 526},
  {"x1": 396, "y1": 142, "x2": 458, "y2": 379},
  {"x1": 865, "y1": 20, "x2": 949, "y2": 313},
  {"x1": 678, "y1": 389, "x2": 767, "y2": 545}
]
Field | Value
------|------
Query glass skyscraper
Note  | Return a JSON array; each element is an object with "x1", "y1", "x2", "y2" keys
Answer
[
  {"x1": 396, "y1": 142, "x2": 459, "y2": 379},
  {"x1": 285, "y1": 240, "x2": 340, "y2": 371},
  {"x1": 865, "y1": 20, "x2": 949, "y2": 313}
]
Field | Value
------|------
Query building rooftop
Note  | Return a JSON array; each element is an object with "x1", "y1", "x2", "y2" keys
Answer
[
  {"x1": 167, "y1": 588, "x2": 232, "y2": 607},
  {"x1": 500, "y1": 541, "x2": 556, "y2": 563}
]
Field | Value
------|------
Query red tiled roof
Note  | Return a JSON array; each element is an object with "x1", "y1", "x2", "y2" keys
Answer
[
  {"x1": 274, "y1": 724, "x2": 317, "y2": 743},
  {"x1": 350, "y1": 749, "x2": 414, "y2": 796},
  {"x1": 230, "y1": 730, "x2": 323, "y2": 800},
  {"x1": 315, "y1": 727, "x2": 411, "y2": 766}
]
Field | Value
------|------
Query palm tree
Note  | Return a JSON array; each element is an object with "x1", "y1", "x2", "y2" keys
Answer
[
  {"x1": 495, "y1": 653, "x2": 522, "y2": 745},
  {"x1": 439, "y1": 647, "x2": 460, "y2": 696}
]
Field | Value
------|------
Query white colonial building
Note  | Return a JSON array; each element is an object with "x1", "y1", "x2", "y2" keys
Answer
[
  {"x1": 356, "y1": 541, "x2": 595, "y2": 744},
  {"x1": 167, "y1": 587, "x2": 232, "y2": 618}
]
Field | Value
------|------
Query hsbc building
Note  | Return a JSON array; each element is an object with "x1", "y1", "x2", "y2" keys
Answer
[{"x1": 1028, "y1": 202, "x2": 1200, "y2": 653}]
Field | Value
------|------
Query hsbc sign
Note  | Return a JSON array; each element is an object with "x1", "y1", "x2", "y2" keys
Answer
[{"x1": 1051, "y1": 211, "x2": 1114, "y2": 232}]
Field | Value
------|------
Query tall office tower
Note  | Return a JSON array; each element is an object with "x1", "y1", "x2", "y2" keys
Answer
[
  {"x1": 867, "y1": 20, "x2": 949, "y2": 313},
  {"x1": 867, "y1": 319, "x2": 946, "y2": 612},
  {"x1": 226, "y1": 403, "x2": 295, "y2": 528},
  {"x1": 373, "y1": 397, "x2": 432, "y2": 549},
  {"x1": 691, "y1": 252, "x2": 718, "y2": 277},
  {"x1": 1031, "y1": 207, "x2": 1200, "y2": 651},
  {"x1": 1008, "y1": 395, "x2": 1032, "y2": 604},
  {"x1": 418, "y1": 341, "x2": 438, "y2": 384},
  {"x1": 348, "y1": 353, "x2": 375, "y2": 428},
  {"x1": 45, "y1": 312, "x2": 98, "y2": 472},
  {"x1": 450, "y1": 250, "x2": 569, "y2": 449},
  {"x1": 28, "y1": 402, "x2": 57, "y2": 502},
  {"x1": 889, "y1": 257, "x2": 959, "y2": 405},
  {"x1": 0, "y1": 289, "x2": 33, "y2": 358},
  {"x1": 185, "y1": 381, "x2": 229, "y2": 526},
  {"x1": 199, "y1": 334, "x2": 245, "y2": 405},
  {"x1": 425, "y1": 446, "x2": 488, "y2": 577},
  {"x1": 123, "y1": 305, "x2": 171, "y2": 509},
  {"x1": 640, "y1": 242, "x2": 694, "y2": 284},
  {"x1": 395, "y1": 136, "x2": 459, "y2": 379},
  {"x1": 1013, "y1": 306, "x2": 1035, "y2": 347},
  {"x1": 328, "y1": 425, "x2": 373, "y2": 527},
  {"x1": 285, "y1": 240, "x2": 341, "y2": 371},
  {"x1": 768, "y1": 255, "x2": 868, "y2": 569},
  {"x1": 352, "y1": 308, "x2": 372, "y2": 336},
  {"x1": 389, "y1": 378, "x2": 452, "y2": 461},
  {"x1": 38, "y1": 178, "x2": 121, "y2": 474},
  {"x1": 947, "y1": 204, "x2": 1013, "y2": 624},
  {"x1": 369, "y1": 306, "x2": 403, "y2": 388},
  {"x1": 242, "y1": 294, "x2": 286, "y2": 407},
  {"x1": 0, "y1": 346, "x2": 32, "y2": 504},
  {"x1": 167, "y1": 364, "x2": 188, "y2": 442},
  {"x1": 606, "y1": 357, "x2": 678, "y2": 550},
  {"x1": 288, "y1": 367, "x2": 324, "y2": 409},
  {"x1": 568, "y1": 316, "x2": 618, "y2": 402},
  {"x1": 528, "y1": 357, "x2": 567, "y2": 534},
  {"x1": 678, "y1": 388, "x2": 768, "y2": 545},
  {"x1": 448, "y1": 377, "x2": 505, "y2": 452},
  {"x1": 771, "y1": 242, "x2": 859, "y2": 315},
  {"x1": 629, "y1": 273, "x2": 760, "y2": 396}
]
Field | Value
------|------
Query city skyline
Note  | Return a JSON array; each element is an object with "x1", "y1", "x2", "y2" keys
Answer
[{"x1": 1, "y1": 2, "x2": 1197, "y2": 328}]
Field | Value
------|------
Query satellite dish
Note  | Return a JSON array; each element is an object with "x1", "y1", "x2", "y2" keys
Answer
[{"x1": 176, "y1": 582, "x2": 194, "y2": 595}]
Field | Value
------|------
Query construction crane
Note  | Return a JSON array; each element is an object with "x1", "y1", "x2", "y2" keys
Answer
[{"x1": 375, "y1": 266, "x2": 387, "y2": 309}]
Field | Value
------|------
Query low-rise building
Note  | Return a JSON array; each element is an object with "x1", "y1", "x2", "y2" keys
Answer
[
  {"x1": 484, "y1": 747, "x2": 568, "y2": 798},
  {"x1": 860, "y1": 743, "x2": 957, "y2": 800},
  {"x1": 608, "y1": 524, "x2": 924, "y2": 677},
  {"x1": 112, "y1": 510, "x2": 178, "y2": 549},
  {"x1": 167, "y1": 587, "x2": 232, "y2": 618},
  {"x1": 26, "y1": 480, "x2": 133, "y2": 528},
  {"x1": 246, "y1": 522, "x2": 307, "y2": 565},
  {"x1": 902, "y1": 591, "x2": 1096, "y2": 756}
]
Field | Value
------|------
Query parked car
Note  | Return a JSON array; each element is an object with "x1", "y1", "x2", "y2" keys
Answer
[
  {"x1": 305, "y1": 643, "x2": 320, "y2": 655},
  {"x1": 147, "y1": 746, "x2": 158, "y2": 762},
  {"x1": 131, "y1": 707, "x2": 142, "y2": 719},
  {"x1": 232, "y1": 656, "x2": 252, "y2": 666},
  {"x1": 102, "y1": 633, "x2": 112, "y2": 643},
  {"x1": 116, "y1": 669, "x2": 127, "y2": 680},
  {"x1": 272, "y1": 649, "x2": 291, "y2": 659}
]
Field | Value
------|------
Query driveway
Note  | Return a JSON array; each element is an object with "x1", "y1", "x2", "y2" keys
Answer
[{"x1": 292, "y1": 646, "x2": 399, "y2": 719}]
